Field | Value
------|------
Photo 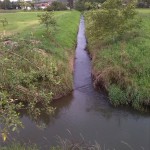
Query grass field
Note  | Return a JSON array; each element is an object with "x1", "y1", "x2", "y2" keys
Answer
[
  {"x1": 0, "y1": 12, "x2": 40, "y2": 35},
  {"x1": 85, "y1": 9, "x2": 150, "y2": 111},
  {"x1": 0, "y1": 11, "x2": 80, "y2": 102}
]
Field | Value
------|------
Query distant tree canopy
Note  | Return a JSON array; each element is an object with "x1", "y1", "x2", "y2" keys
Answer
[
  {"x1": 68, "y1": 0, "x2": 74, "y2": 8},
  {"x1": 47, "y1": 1, "x2": 67, "y2": 11},
  {"x1": 75, "y1": 0, "x2": 106, "y2": 11},
  {"x1": 137, "y1": 0, "x2": 150, "y2": 7},
  {"x1": 0, "y1": 0, "x2": 32, "y2": 10},
  {"x1": 85, "y1": 0, "x2": 140, "y2": 41},
  {"x1": 0, "y1": 0, "x2": 11, "y2": 9}
]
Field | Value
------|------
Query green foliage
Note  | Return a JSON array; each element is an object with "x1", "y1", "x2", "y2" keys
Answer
[
  {"x1": 0, "y1": 92, "x2": 23, "y2": 141},
  {"x1": 0, "y1": 136, "x2": 103, "y2": 150},
  {"x1": 0, "y1": 0, "x2": 11, "y2": 9},
  {"x1": 19, "y1": 1, "x2": 32, "y2": 10},
  {"x1": 109, "y1": 84, "x2": 128, "y2": 106},
  {"x1": 0, "y1": 11, "x2": 80, "y2": 139},
  {"x1": 75, "y1": 0, "x2": 105, "y2": 11},
  {"x1": 38, "y1": 12, "x2": 57, "y2": 36},
  {"x1": 47, "y1": 2, "x2": 67, "y2": 11},
  {"x1": 85, "y1": 0, "x2": 140, "y2": 41},
  {"x1": 0, "y1": 37, "x2": 57, "y2": 139},
  {"x1": 85, "y1": 9, "x2": 150, "y2": 111},
  {"x1": 75, "y1": 0, "x2": 98, "y2": 11},
  {"x1": 75, "y1": 0, "x2": 86, "y2": 11},
  {"x1": 0, "y1": 18, "x2": 8, "y2": 36},
  {"x1": 0, "y1": 18, "x2": 8, "y2": 28},
  {"x1": 0, "y1": 143, "x2": 38, "y2": 150}
]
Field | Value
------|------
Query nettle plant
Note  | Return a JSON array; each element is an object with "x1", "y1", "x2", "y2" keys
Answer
[{"x1": 86, "y1": 0, "x2": 140, "y2": 41}]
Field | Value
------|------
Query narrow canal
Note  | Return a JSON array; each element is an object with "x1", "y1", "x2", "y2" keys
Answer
[{"x1": 2, "y1": 17, "x2": 150, "y2": 150}]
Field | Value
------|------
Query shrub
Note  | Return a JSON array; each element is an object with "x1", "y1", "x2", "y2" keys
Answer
[
  {"x1": 85, "y1": 0, "x2": 140, "y2": 41},
  {"x1": 38, "y1": 12, "x2": 57, "y2": 36},
  {"x1": 47, "y1": 2, "x2": 67, "y2": 11},
  {"x1": 75, "y1": 0, "x2": 86, "y2": 11}
]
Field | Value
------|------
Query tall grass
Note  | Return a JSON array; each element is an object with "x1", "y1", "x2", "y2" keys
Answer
[{"x1": 85, "y1": 9, "x2": 150, "y2": 111}]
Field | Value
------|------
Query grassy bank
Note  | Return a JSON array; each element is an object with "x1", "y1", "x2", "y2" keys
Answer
[
  {"x1": 0, "y1": 143, "x2": 38, "y2": 150},
  {"x1": 0, "y1": 11, "x2": 80, "y2": 102},
  {"x1": 85, "y1": 9, "x2": 150, "y2": 111},
  {"x1": 0, "y1": 139, "x2": 102, "y2": 150}
]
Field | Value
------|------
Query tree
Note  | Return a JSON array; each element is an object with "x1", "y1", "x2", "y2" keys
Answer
[
  {"x1": 19, "y1": 1, "x2": 31, "y2": 10},
  {"x1": 1, "y1": 0, "x2": 11, "y2": 9},
  {"x1": 85, "y1": 0, "x2": 140, "y2": 41},
  {"x1": 137, "y1": 0, "x2": 150, "y2": 7},
  {"x1": 75, "y1": 0, "x2": 106, "y2": 11},
  {"x1": 47, "y1": 1, "x2": 67, "y2": 11},
  {"x1": 38, "y1": 12, "x2": 57, "y2": 36},
  {"x1": 68, "y1": 0, "x2": 73, "y2": 9}
]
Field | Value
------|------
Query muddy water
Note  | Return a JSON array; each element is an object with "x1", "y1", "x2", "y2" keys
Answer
[{"x1": 1, "y1": 17, "x2": 150, "y2": 150}]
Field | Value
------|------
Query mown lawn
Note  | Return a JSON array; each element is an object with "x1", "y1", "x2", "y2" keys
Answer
[
  {"x1": 85, "y1": 9, "x2": 150, "y2": 111},
  {"x1": 0, "y1": 12, "x2": 41, "y2": 35}
]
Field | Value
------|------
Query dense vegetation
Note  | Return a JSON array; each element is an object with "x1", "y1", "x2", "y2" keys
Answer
[
  {"x1": 0, "y1": 11, "x2": 80, "y2": 139},
  {"x1": 85, "y1": 0, "x2": 150, "y2": 111},
  {"x1": 75, "y1": 0, "x2": 106, "y2": 11},
  {"x1": 0, "y1": 136, "x2": 102, "y2": 150},
  {"x1": 47, "y1": 1, "x2": 67, "y2": 11}
]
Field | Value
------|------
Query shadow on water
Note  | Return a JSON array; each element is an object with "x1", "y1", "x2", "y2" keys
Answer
[{"x1": 1, "y1": 16, "x2": 150, "y2": 150}]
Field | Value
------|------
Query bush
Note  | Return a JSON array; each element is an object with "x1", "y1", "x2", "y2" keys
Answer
[
  {"x1": 85, "y1": 0, "x2": 140, "y2": 41},
  {"x1": 75, "y1": 0, "x2": 86, "y2": 11},
  {"x1": 137, "y1": 2, "x2": 150, "y2": 8},
  {"x1": 75, "y1": 0, "x2": 99, "y2": 11},
  {"x1": 38, "y1": 12, "x2": 57, "y2": 36},
  {"x1": 47, "y1": 1, "x2": 67, "y2": 11}
]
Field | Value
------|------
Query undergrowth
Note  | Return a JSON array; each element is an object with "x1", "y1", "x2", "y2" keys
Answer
[
  {"x1": 0, "y1": 11, "x2": 80, "y2": 138},
  {"x1": 85, "y1": 5, "x2": 150, "y2": 111}
]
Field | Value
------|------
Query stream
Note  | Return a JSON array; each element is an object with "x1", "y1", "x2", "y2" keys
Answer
[{"x1": 1, "y1": 17, "x2": 150, "y2": 150}]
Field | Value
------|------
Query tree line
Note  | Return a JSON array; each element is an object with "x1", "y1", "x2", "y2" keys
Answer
[{"x1": 0, "y1": 0, "x2": 149, "y2": 10}]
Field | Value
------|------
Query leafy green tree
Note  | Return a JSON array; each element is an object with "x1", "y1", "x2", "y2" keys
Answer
[
  {"x1": 85, "y1": 0, "x2": 140, "y2": 41},
  {"x1": 75, "y1": 0, "x2": 86, "y2": 11},
  {"x1": 1, "y1": 0, "x2": 11, "y2": 9},
  {"x1": 84, "y1": 2, "x2": 93, "y2": 10},
  {"x1": 75, "y1": 0, "x2": 106, "y2": 11},
  {"x1": 47, "y1": 1, "x2": 67, "y2": 11},
  {"x1": 68, "y1": 0, "x2": 74, "y2": 9},
  {"x1": 19, "y1": 1, "x2": 31, "y2": 10},
  {"x1": 137, "y1": 0, "x2": 150, "y2": 7},
  {"x1": 38, "y1": 12, "x2": 57, "y2": 36}
]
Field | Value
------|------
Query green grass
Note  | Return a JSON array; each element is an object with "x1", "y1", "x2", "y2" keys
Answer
[
  {"x1": 0, "y1": 10, "x2": 80, "y2": 134},
  {"x1": 85, "y1": 9, "x2": 150, "y2": 111},
  {"x1": 0, "y1": 12, "x2": 42, "y2": 35},
  {"x1": 0, "y1": 10, "x2": 80, "y2": 101},
  {"x1": 0, "y1": 138, "x2": 102, "y2": 150},
  {"x1": 0, "y1": 143, "x2": 38, "y2": 150}
]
